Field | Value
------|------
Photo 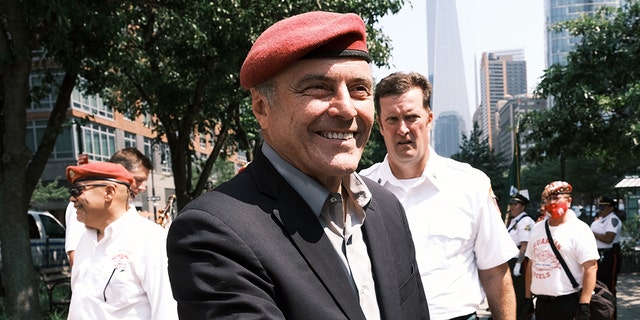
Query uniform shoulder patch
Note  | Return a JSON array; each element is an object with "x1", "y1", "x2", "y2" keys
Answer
[{"x1": 612, "y1": 218, "x2": 620, "y2": 227}]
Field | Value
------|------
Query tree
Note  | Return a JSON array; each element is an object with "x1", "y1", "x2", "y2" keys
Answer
[
  {"x1": 359, "y1": 122, "x2": 387, "y2": 170},
  {"x1": 451, "y1": 123, "x2": 508, "y2": 210},
  {"x1": 2, "y1": 0, "x2": 126, "y2": 316},
  {"x1": 523, "y1": 0, "x2": 640, "y2": 167},
  {"x1": 30, "y1": 179, "x2": 68, "y2": 209},
  {"x1": 519, "y1": 156, "x2": 637, "y2": 217},
  {"x1": 78, "y1": 1, "x2": 406, "y2": 209},
  {"x1": 1, "y1": 2, "x2": 406, "y2": 317}
]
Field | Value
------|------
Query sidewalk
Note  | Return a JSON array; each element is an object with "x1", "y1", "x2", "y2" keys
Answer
[{"x1": 477, "y1": 272, "x2": 640, "y2": 319}]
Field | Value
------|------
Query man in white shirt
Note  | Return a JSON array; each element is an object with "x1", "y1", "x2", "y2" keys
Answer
[
  {"x1": 66, "y1": 161, "x2": 177, "y2": 319},
  {"x1": 524, "y1": 181, "x2": 598, "y2": 320},
  {"x1": 65, "y1": 147, "x2": 152, "y2": 266},
  {"x1": 360, "y1": 71, "x2": 517, "y2": 320}
]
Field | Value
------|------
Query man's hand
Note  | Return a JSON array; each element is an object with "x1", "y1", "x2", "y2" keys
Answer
[
  {"x1": 513, "y1": 262, "x2": 522, "y2": 277},
  {"x1": 575, "y1": 303, "x2": 590, "y2": 320}
]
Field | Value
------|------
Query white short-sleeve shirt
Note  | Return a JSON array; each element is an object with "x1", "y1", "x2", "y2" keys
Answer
[
  {"x1": 590, "y1": 213, "x2": 622, "y2": 249},
  {"x1": 68, "y1": 210, "x2": 178, "y2": 319},
  {"x1": 525, "y1": 214, "x2": 599, "y2": 296},
  {"x1": 360, "y1": 148, "x2": 518, "y2": 320}
]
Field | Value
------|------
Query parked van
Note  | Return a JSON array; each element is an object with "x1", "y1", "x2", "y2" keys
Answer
[{"x1": 0, "y1": 210, "x2": 69, "y2": 271}]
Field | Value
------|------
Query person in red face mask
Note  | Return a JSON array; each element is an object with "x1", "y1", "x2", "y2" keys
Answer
[{"x1": 522, "y1": 181, "x2": 599, "y2": 320}]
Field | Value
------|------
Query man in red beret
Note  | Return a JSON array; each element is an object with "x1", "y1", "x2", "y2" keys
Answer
[
  {"x1": 65, "y1": 148, "x2": 154, "y2": 266},
  {"x1": 167, "y1": 11, "x2": 429, "y2": 320},
  {"x1": 66, "y1": 162, "x2": 177, "y2": 319},
  {"x1": 524, "y1": 181, "x2": 599, "y2": 320}
]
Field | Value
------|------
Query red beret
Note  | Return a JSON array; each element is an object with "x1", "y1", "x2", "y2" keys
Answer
[
  {"x1": 66, "y1": 162, "x2": 134, "y2": 187},
  {"x1": 542, "y1": 181, "x2": 572, "y2": 199},
  {"x1": 240, "y1": 11, "x2": 370, "y2": 89}
]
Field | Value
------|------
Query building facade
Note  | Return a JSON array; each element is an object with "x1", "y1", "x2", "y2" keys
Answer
[
  {"x1": 434, "y1": 111, "x2": 465, "y2": 158},
  {"x1": 478, "y1": 50, "x2": 527, "y2": 149},
  {"x1": 26, "y1": 68, "x2": 241, "y2": 223},
  {"x1": 545, "y1": 0, "x2": 622, "y2": 67},
  {"x1": 427, "y1": 0, "x2": 472, "y2": 155},
  {"x1": 495, "y1": 96, "x2": 547, "y2": 165}
]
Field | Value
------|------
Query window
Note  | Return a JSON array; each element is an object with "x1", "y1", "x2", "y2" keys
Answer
[
  {"x1": 143, "y1": 137, "x2": 153, "y2": 161},
  {"x1": 28, "y1": 215, "x2": 40, "y2": 239},
  {"x1": 29, "y1": 72, "x2": 64, "y2": 110},
  {"x1": 71, "y1": 88, "x2": 113, "y2": 119},
  {"x1": 161, "y1": 144, "x2": 172, "y2": 173},
  {"x1": 39, "y1": 215, "x2": 65, "y2": 239},
  {"x1": 26, "y1": 120, "x2": 74, "y2": 159},
  {"x1": 142, "y1": 112, "x2": 153, "y2": 128},
  {"x1": 124, "y1": 132, "x2": 136, "y2": 148},
  {"x1": 82, "y1": 123, "x2": 115, "y2": 161}
]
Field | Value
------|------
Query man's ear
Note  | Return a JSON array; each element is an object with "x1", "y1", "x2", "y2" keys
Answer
[
  {"x1": 104, "y1": 185, "x2": 117, "y2": 202},
  {"x1": 250, "y1": 89, "x2": 270, "y2": 130}
]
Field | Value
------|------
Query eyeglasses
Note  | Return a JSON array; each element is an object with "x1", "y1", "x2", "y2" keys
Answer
[{"x1": 69, "y1": 184, "x2": 109, "y2": 198}]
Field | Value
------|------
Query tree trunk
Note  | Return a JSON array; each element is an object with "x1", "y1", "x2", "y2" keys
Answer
[{"x1": 0, "y1": 0, "x2": 43, "y2": 317}]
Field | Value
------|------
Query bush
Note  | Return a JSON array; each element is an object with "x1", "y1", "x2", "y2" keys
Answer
[{"x1": 621, "y1": 216, "x2": 640, "y2": 254}]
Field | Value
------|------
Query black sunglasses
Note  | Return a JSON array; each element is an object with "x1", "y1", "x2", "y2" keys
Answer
[{"x1": 69, "y1": 184, "x2": 110, "y2": 198}]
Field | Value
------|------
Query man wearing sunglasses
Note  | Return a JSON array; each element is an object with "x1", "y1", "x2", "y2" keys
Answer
[
  {"x1": 65, "y1": 148, "x2": 153, "y2": 266},
  {"x1": 65, "y1": 162, "x2": 177, "y2": 319}
]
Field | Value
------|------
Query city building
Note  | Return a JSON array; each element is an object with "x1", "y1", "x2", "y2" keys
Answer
[
  {"x1": 478, "y1": 50, "x2": 527, "y2": 149},
  {"x1": 26, "y1": 66, "x2": 243, "y2": 223},
  {"x1": 434, "y1": 111, "x2": 465, "y2": 158},
  {"x1": 495, "y1": 96, "x2": 547, "y2": 165},
  {"x1": 545, "y1": 0, "x2": 622, "y2": 67},
  {"x1": 427, "y1": 0, "x2": 473, "y2": 155}
]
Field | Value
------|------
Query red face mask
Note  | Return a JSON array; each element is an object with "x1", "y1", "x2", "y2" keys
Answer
[{"x1": 545, "y1": 202, "x2": 569, "y2": 219}]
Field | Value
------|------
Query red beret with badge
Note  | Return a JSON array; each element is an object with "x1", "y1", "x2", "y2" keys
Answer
[
  {"x1": 542, "y1": 181, "x2": 572, "y2": 199},
  {"x1": 66, "y1": 162, "x2": 134, "y2": 187},
  {"x1": 240, "y1": 11, "x2": 371, "y2": 89}
]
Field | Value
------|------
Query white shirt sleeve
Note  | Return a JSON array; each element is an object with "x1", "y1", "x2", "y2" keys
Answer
[{"x1": 65, "y1": 202, "x2": 86, "y2": 253}]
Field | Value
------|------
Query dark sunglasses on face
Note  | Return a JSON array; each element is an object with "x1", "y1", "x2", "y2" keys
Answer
[
  {"x1": 69, "y1": 178, "x2": 131, "y2": 198},
  {"x1": 69, "y1": 184, "x2": 109, "y2": 198}
]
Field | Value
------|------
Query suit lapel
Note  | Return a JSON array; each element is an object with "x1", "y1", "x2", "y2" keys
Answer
[
  {"x1": 362, "y1": 199, "x2": 401, "y2": 319},
  {"x1": 249, "y1": 152, "x2": 366, "y2": 320}
]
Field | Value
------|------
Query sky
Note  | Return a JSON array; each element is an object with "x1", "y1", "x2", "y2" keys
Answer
[{"x1": 373, "y1": 0, "x2": 546, "y2": 103}]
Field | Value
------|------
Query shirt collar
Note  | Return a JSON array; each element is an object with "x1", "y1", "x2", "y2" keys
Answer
[
  {"x1": 262, "y1": 143, "x2": 371, "y2": 218},
  {"x1": 377, "y1": 146, "x2": 445, "y2": 191}
]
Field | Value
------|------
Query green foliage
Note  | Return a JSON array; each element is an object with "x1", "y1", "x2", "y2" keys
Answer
[
  {"x1": 519, "y1": 156, "x2": 637, "y2": 213},
  {"x1": 621, "y1": 216, "x2": 640, "y2": 254},
  {"x1": 68, "y1": 0, "x2": 406, "y2": 207},
  {"x1": 359, "y1": 122, "x2": 387, "y2": 170},
  {"x1": 0, "y1": 280, "x2": 68, "y2": 319},
  {"x1": 210, "y1": 156, "x2": 238, "y2": 189},
  {"x1": 451, "y1": 123, "x2": 508, "y2": 202},
  {"x1": 30, "y1": 179, "x2": 68, "y2": 209},
  {"x1": 524, "y1": 0, "x2": 640, "y2": 166}
]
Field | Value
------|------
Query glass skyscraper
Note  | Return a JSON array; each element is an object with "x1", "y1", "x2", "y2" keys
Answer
[{"x1": 545, "y1": 0, "x2": 622, "y2": 66}]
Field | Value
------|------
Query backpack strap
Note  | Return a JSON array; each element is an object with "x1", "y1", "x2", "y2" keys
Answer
[{"x1": 544, "y1": 220, "x2": 580, "y2": 289}]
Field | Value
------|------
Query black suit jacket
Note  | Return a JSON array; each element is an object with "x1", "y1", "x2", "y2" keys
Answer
[{"x1": 167, "y1": 150, "x2": 429, "y2": 319}]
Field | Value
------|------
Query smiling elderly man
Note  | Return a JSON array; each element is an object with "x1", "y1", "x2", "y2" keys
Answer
[{"x1": 166, "y1": 11, "x2": 429, "y2": 320}]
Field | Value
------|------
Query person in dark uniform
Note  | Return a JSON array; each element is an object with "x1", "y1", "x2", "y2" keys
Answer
[
  {"x1": 506, "y1": 193, "x2": 535, "y2": 320},
  {"x1": 591, "y1": 197, "x2": 623, "y2": 295}
]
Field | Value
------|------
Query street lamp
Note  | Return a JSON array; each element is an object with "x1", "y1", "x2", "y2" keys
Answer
[{"x1": 148, "y1": 144, "x2": 161, "y2": 220}]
